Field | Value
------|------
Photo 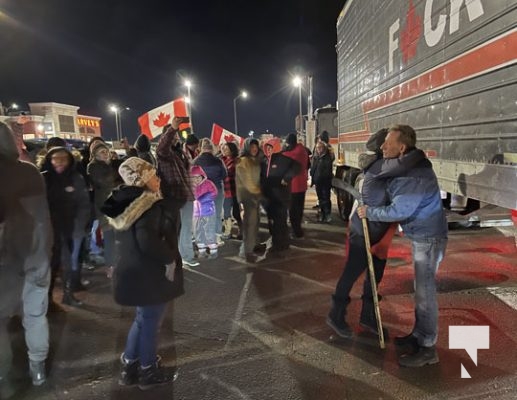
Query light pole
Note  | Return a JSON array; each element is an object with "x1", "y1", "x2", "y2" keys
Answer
[
  {"x1": 233, "y1": 90, "x2": 248, "y2": 134},
  {"x1": 109, "y1": 105, "x2": 130, "y2": 141},
  {"x1": 109, "y1": 105, "x2": 120, "y2": 141},
  {"x1": 184, "y1": 79, "x2": 194, "y2": 134},
  {"x1": 293, "y1": 76, "x2": 303, "y2": 135}
]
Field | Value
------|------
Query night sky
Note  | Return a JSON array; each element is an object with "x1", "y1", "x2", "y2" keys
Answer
[{"x1": 1, "y1": 0, "x2": 343, "y2": 142}]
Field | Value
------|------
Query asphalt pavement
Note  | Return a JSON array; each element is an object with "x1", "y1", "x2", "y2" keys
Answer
[{"x1": 3, "y1": 189, "x2": 517, "y2": 400}]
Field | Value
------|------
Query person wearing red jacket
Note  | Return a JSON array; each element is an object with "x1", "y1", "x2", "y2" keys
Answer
[{"x1": 282, "y1": 133, "x2": 310, "y2": 238}]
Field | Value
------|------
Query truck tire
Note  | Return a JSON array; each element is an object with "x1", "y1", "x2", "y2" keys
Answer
[{"x1": 334, "y1": 167, "x2": 360, "y2": 222}]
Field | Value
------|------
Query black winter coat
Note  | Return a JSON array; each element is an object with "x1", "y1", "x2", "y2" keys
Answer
[
  {"x1": 310, "y1": 152, "x2": 333, "y2": 185},
  {"x1": 102, "y1": 186, "x2": 183, "y2": 306},
  {"x1": 193, "y1": 152, "x2": 227, "y2": 188}
]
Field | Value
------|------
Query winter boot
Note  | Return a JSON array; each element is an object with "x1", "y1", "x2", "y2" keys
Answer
[
  {"x1": 197, "y1": 245, "x2": 207, "y2": 258},
  {"x1": 326, "y1": 296, "x2": 353, "y2": 338},
  {"x1": 208, "y1": 244, "x2": 218, "y2": 260},
  {"x1": 118, "y1": 353, "x2": 139, "y2": 386},
  {"x1": 359, "y1": 295, "x2": 389, "y2": 338},
  {"x1": 62, "y1": 280, "x2": 83, "y2": 307},
  {"x1": 138, "y1": 361, "x2": 177, "y2": 391},
  {"x1": 29, "y1": 360, "x2": 46, "y2": 386}
]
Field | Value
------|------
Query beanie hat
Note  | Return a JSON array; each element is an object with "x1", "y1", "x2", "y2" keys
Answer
[
  {"x1": 89, "y1": 141, "x2": 110, "y2": 161},
  {"x1": 186, "y1": 134, "x2": 200, "y2": 146},
  {"x1": 118, "y1": 157, "x2": 156, "y2": 187},
  {"x1": 320, "y1": 131, "x2": 330, "y2": 144},
  {"x1": 286, "y1": 133, "x2": 297, "y2": 146},
  {"x1": 366, "y1": 128, "x2": 389, "y2": 153},
  {"x1": 190, "y1": 164, "x2": 206, "y2": 178},
  {"x1": 46, "y1": 137, "x2": 66, "y2": 150}
]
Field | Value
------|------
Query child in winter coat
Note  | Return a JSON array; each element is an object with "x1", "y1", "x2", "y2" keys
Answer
[{"x1": 191, "y1": 165, "x2": 219, "y2": 259}]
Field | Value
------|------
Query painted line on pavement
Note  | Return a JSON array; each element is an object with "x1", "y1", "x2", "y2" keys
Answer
[
  {"x1": 487, "y1": 287, "x2": 517, "y2": 310},
  {"x1": 200, "y1": 372, "x2": 252, "y2": 399},
  {"x1": 225, "y1": 272, "x2": 253, "y2": 350},
  {"x1": 183, "y1": 265, "x2": 225, "y2": 284},
  {"x1": 237, "y1": 317, "x2": 428, "y2": 400}
]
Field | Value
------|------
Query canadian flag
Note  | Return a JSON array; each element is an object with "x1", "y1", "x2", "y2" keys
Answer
[
  {"x1": 138, "y1": 98, "x2": 189, "y2": 138},
  {"x1": 211, "y1": 123, "x2": 244, "y2": 147}
]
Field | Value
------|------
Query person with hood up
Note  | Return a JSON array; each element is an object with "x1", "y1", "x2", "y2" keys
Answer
[
  {"x1": 134, "y1": 134, "x2": 156, "y2": 167},
  {"x1": 310, "y1": 140, "x2": 334, "y2": 223},
  {"x1": 282, "y1": 133, "x2": 310, "y2": 238},
  {"x1": 235, "y1": 138, "x2": 262, "y2": 263},
  {"x1": 220, "y1": 141, "x2": 242, "y2": 240},
  {"x1": 0, "y1": 122, "x2": 53, "y2": 390},
  {"x1": 87, "y1": 141, "x2": 118, "y2": 274},
  {"x1": 261, "y1": 138, "x2": 301, "y2": 254},
  {"x1": 191, "y1": 165, "x2": 219, "y2": 259},
  {"x1": 42, "y1": 146, "x2": 90, "y2": 307},
  {"x1": 193, "y1": 139, "x2": 227, "y2": 243},
  {"x1": 101, "y1": 157, "x2": 182, "y2": 390}
]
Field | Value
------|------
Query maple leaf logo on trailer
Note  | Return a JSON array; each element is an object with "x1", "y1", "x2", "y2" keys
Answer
[
  {"x1": 400, "y1": 0, "x2": 422, "y2": 63},
  {"x1": 153, "y1": 112, "x2": 170, "y2": 128}
]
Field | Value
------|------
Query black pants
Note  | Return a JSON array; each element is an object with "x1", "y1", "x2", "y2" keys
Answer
[
  {"x1": 315, "y1": 183, "x2": 332, "y2": 217},
  {"x1": 266, "y1": 199, "x2": 290, "y2": 251},
  {"x1": 289, "y1": 192, "x2": 306, "y2": 237},
  {"x1": 334, "y1": 231, "x2": 386, "y2": 303},
  {"x1": 231, "y1": 195, "x2": 242, "y2": 226}
]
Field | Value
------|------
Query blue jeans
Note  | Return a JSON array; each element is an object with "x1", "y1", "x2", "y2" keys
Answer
[
  {"x1": 124, "y1": 303, "x2": 167, "y2": 367},
  {"x1": 179, "y1": 201, "x2": 195, "y2": 261},
  {"x1": 215, "y1": 184, "x2": 224, "y2": 235},
  {"x1": 89, "y1": 220, "x2": 103, "y2": 255},
  {"x1": 194, "y1": 214, "x2": 216, "y2": 248},
  {"x1": 411, "y1": 237, "x2": 447, "y2": 347}
]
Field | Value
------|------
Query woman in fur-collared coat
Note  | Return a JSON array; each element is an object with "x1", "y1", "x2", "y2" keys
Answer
[{"x1": 101, "y1": 157, "x2": 183, "y2": 390}]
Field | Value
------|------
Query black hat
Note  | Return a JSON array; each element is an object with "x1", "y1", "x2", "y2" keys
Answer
[
  {"x1": 366, "y1": 128, "x2": 389, "y2": 153},
  {"x1": 185, "y1": 134, "x2": 199, "y2": 146},
  {"x1": 286, "y1": 133, "x2": 297, "y2": 146},
  {"x1": 46, "y1": 137, "x2": 66, "y2": 150}
]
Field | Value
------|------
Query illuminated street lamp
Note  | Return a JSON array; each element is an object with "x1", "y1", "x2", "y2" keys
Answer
[
  {"x1": 109, "y1": 104, "x2": 130, "y2": 141},
  {"x1": 184, "y1": 79, "x2": 194, "y2": 134},
  {"x1": 233, "y1": 90, "x2": 248, "y2": 134},
  {"x1": 292, "y1": 76, "x2": 303, "y2": 134}
]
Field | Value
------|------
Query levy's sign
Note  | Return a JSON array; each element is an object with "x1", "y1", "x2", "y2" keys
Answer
[{"x1": 77, "y1": 117, "x2": 100, "y2": 128}]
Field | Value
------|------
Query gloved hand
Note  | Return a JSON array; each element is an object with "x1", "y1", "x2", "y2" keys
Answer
[{"x1": 165, "y1": 262, "x2": 177, "y2": 282}]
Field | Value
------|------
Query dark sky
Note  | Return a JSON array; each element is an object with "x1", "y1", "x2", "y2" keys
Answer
[{"x1": 0, "y1": 0, "x2": 343, "y2": 141}]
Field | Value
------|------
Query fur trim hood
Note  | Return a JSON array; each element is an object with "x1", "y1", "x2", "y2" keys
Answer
[{"x1": 102, "y1": 186, "x2": 162, "y2": 231}]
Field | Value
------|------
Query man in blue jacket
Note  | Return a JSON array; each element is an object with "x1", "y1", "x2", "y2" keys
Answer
[{"x1": 358, "y1": 124, "x2": 447, "y2": 368}]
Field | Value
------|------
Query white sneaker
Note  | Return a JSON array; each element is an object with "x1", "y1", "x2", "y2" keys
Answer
[{"x1": 182, "y1": 259, "x2": 200, "y2": 267}]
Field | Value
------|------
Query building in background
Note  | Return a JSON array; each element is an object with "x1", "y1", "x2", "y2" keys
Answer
[{"x1": 0, "y1": 101, "x2": 102, "y2": 141}]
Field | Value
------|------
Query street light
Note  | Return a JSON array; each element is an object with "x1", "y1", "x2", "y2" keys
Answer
[
  {"x1": 184, "y1": 79, "x2": 194, "y2": 134},
  {"x1": 233, "y1": 90, "x2": 248, "y2": 134},
  {"x1": 292, "y1": 76, "x2": 303, "y2": 134},
  {"x1": 109, "y1": 104, "x2": 130, "y2": 141}
]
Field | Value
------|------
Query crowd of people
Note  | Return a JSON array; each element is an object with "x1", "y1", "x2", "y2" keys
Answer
[{"x1": 0, "y1": 117, "x2": 447, "y2": 395}]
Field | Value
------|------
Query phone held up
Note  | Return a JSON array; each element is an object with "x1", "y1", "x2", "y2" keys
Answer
[{"x1": 177, "y1": 116, "x2": 190, "y2": 124}]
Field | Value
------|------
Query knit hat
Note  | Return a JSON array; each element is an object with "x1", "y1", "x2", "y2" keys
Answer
[
  {"x1": 89, "y1": 140, "x2": 110, "y2": 160},
  {"x1": 286, "y1": 133, "x2": 297, "y2": 146},
  {"x1": 186, "y1": 134, "x2": 200, "y2": 146},
  {"x1": 366, "y1": 128, "x2": 389, "y2": 153},
  {"x1": 190, "y1": 164, "x2": 206, "y2": 178},
  {"x1": 118, "y1": 157, "x2": 156, "y2": 187},
  {"x1": 46, "y1": 137, "x2": 66, "y2": 150}
]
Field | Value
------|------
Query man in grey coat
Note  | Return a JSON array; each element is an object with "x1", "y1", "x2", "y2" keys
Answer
[{"x1": 0, "y1": 122, "x2": 53, "y2": 392}]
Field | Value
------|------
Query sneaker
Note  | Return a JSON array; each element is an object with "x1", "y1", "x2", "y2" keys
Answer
[
  {"x1": 182, "y1": 259, "x2": 200, "y2": 267},
  {"x1": 398, "y1": 346, "x2": 439, "y2": 367},
  {"x1": 326, "y1": 315, "x2": 353, "y2": 339},
  {"x1": 118, "y1": 353, "x2": 139, "y2": 386},
  {"x1": 29, "y1": 360, "x2": 46, "y2": 386},
  {"x1": 138, "y1": 362, "x2": 177, "y2": 391},
  {"x1": 323, "y1": 215, "x2": 332, "y2": 223}
]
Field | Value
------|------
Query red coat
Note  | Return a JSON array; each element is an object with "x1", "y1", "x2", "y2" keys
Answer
[{"x1": 283, "y1": 143, "x2": 309, "y2": 193}]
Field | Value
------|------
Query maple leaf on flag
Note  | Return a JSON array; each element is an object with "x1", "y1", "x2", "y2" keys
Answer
[
  {"x1": 223, "y1": 133, "x2": 236, "y2": 143},
  {"x1": 153, "y1": 112, "x2": 171, "y2": 128},
  {"x1": 400, "y1": 0, "x2": 422, "y2": 64}
]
